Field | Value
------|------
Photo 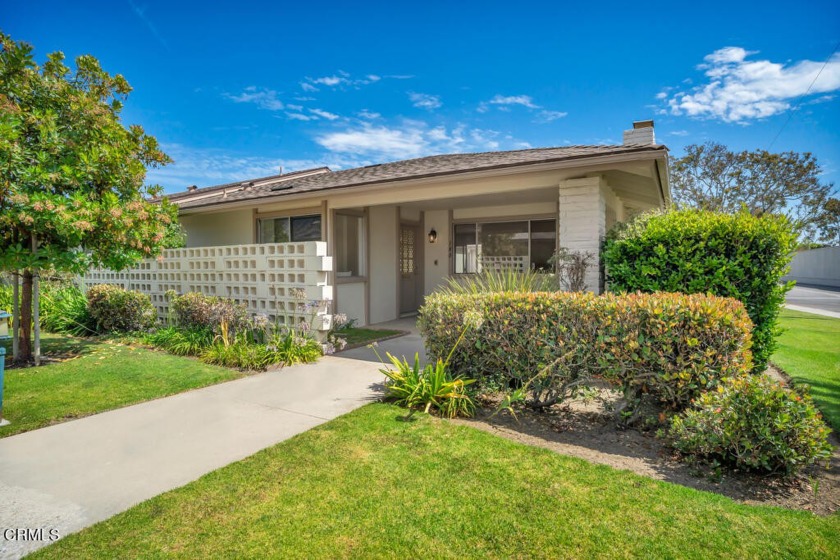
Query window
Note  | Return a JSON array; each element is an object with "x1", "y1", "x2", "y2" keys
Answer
[
  {"x1": 334, "y1": 213, "x2": 365, "y2": 277},
  {"x1": 257, "y1": 214, "x2": 322, "y2": 243},
  {"x1": 454, "y1": 219, "x2": 556, "y2": 273},
  {"x1": 400, "y1": 227, "x2": 415, "y2": 275}
]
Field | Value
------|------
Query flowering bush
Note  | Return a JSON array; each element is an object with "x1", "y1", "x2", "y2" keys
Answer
[
  {"x1": 168, "y1": 291, "x2": 251, "y2": 334},
  {"x1": 86, "y1": 284, "x2": 156, "y2": 333},
  {"x1": 667, "y1": 375, "x2": 833, "y2": 476}
]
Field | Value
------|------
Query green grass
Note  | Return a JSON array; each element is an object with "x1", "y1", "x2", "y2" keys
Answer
[
  {"x1": 773, "y1": 309, "x2": 840, "y2": 431},
  {"x1": 33, "y1": 404, "x2": 839, "y2": 559},
  {"x1": 338, "y1": 327, "x2": 403, "y2": 347},
  {"x1": 0, "y1": 333, "x2": 244, "y2": 438}
]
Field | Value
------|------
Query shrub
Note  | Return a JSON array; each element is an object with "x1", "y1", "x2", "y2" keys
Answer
[
  {"x1": 419, "y1": 291, "x2": 753, "y2": 411},
  {"x1": 269, "y1": 329, "x2": 323, "y2": 366},
  {"x1": 168, "y1": 292, "x2": 251, "y2": 334},
  {"x1": 603, "y1": 209, "x2": 797, "y2": 372},
  {"x1": 40, "y1": 284, "x2": 96, "y2": 336},
  {"x1": 200, "y1": 338, "x2": 278, "y2": 370},
  {"x1": 86, "y1": 284, "x2": 156, "y2": 333},
  {"x1": 144, "y1": 326, "x2": 214, "y2": 356},
  {"x1": 667, "y1": 375, "x2": 833, "y2": 476},
  {"x1": 438, "y1": 268, "x2": 556, "y2": 295},
  {"x1": 379, "y1": 353, "x2": 476, "y2": 418}
]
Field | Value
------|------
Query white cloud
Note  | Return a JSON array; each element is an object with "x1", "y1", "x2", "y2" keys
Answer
[
  {"x1": 147, "y1": 144, "x2": 366, "y2": 193},
  {"x1": 226, "y1": 86, "x2": 284, "y2": 111},
  {"x1": 311, "y1": 75, "x2": 345, "y2": 87},
  {"x1": 669, "y1": 130, "x2": 690, "y2": 136},
  {"x1": 535, "y1": 110, "x2": 568, "y2": 123},
  {"x1": 309, "y1": 108, "x2": 340, "y2": 120},
  {"x1": 357, "y1": 110, "x2": 381, "y2": 120},
  {"x1": 315, "y1": 121, "x2": 510, "y2": 160},
  {"x1": 664, "y1": 47, "x2": 840, "y2": 122},
  {"x1": 409, "y1": 92, "x2": 442, "y2": 110},
  {"x1": 489, "y1": 94, "x2": 540, "y2": 109},
  {"x1": 300, "y1": 82, "x2": 319, "y2": 92},
  {"x1": 286, "y1": 112, "x2": 315, "y2": 121},
  {"x1": 366, "y1": 74, "x2": 381, "y2": 82}
]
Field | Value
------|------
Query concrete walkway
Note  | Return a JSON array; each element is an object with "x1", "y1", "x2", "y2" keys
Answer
[
  {"x1": 338, "y1": 316, "x2": 429, "y2": 364},
  {"x1": 0, "y1": 356, "x2": 384, "y2": 559}
]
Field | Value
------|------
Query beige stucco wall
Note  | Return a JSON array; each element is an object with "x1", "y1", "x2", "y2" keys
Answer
[
  {"x1": 181, "y1": 209, "x2": 253, "y2": 247},
  {"x1": 423, "y1": 209, "x2": 450, "y2": 297},
  {"x1": 452, "y1": 201, "x2": 556, "y2": 221},
  {"x1": 336, "y1": 281, "x2": 367, "y2": 326},
  {"x1": 368, "y1": 205, "x2": 399, "y2": 324}
]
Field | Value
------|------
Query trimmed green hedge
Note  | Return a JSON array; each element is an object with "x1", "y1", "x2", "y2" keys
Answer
[
  {"x1": 603, "y1": 209, "x2": 797, "y2": 372},
  {"x1": 419, "y1": 291, "x2": 753, "y2": 410}
]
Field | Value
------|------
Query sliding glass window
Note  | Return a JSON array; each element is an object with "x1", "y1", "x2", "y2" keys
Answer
[
  {"x1": 257, "y1": 215, "x2": 322, "y2": 243},
  {"x1": 454, "y1": 219, "x2": 556, "y2": 273}
]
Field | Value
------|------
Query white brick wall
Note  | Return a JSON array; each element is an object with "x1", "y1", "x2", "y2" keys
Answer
[
  {"x1": 82, "y1": 241, "x2": 334, "y2": 332},
  {"x1": 558, "y1": 177, "x2": 605, "y2": 293}
]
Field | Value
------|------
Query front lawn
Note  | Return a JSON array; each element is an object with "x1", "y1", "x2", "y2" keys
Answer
[
  {"x1": 33, "y1": 404, "x2": 839, "y2": 559},
  {"x1": 773, "y1": 309, "x2": 840, "y2": 430},
  {"x1": 338, "y1": 327, "x2": 404, "y2": 347},
  {"x1": 0, "y1": 333, "x2": 244, "y2": 438}
]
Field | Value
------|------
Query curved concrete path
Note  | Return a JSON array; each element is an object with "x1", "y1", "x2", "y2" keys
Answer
[{"x1": 0, "y1": 356, "x2": 384, "y2": 559}]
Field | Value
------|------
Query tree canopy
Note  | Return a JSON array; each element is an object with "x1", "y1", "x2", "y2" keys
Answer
[
  {"x1": 671, "y1": 142, "x2": 839, "y2": 245},
  {"x1": 0, "y1": 33, "x2": 182, "y2": 361}
]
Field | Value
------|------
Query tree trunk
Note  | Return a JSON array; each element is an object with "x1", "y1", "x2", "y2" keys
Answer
[{"x1": 18, "y1": 270, "x2": 33, "y2": 363}]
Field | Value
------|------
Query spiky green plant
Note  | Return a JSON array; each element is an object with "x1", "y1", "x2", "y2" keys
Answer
[{"x1": 438, "y1": 268, "x2": 556, "y2": 295}]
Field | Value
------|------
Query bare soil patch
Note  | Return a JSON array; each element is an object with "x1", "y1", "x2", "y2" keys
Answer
[{"x1": 451, "y1": 383, "x2": 840, "y2": 516}]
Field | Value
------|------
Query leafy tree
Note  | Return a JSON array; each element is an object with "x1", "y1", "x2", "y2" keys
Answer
[
  {"x1": 0, "y1": 33, "x2": 182, "y2": 362},
  {"x1": 672, "y1": 142, "x2": 839, "y2": 244}
]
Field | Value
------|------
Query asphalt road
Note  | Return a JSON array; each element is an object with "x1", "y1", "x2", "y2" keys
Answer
[{"x1": 785, "y1": 285, "x2": 840, "y2": 314}]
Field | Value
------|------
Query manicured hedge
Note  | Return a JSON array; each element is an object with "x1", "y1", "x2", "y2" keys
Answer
[
  {"x1": 419, "y1": 291, "x2": 753, "y2": 410},
  {"x1": 602, "y1": 209, "x2": 797, "y2": 372}
]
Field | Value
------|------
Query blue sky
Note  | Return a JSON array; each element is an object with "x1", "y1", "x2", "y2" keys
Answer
[{"x1": 5, "y1": 0, "x2": 840, "y2": 194}]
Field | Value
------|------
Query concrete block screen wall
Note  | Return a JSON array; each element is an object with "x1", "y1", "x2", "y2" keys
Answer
[{"x1": 82, "y1": 241, "x2": 334, "y2": 333}]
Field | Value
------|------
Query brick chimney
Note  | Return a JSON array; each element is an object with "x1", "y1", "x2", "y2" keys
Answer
[{"x1": 622, "y1": 120, "x2": 655, "y2": 145}]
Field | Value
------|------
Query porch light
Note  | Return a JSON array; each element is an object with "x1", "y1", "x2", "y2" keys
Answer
[{"x1": 428, "y1": 228, "x2": 437, "y2": 243}]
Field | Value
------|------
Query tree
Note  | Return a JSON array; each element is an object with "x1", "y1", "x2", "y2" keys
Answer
[
  {"x1": 671, "y1": 142, "x2": 839, "y2": 244},
  {"x1": 0, "y1": 33, "x2": 181, "y2": 363}
]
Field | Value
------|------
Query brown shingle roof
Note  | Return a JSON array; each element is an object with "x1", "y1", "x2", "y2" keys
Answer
[{"x1": 172, "y1": 144, "x2": 666, "y2": 210}]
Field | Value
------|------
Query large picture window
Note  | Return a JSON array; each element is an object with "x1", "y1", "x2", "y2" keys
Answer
[
  {"x1": 454, "y1": 219, "x2": 556, "y2": 273},
  {"x1": 258, "y1": 214, "x2": 322, "y2": 243}
]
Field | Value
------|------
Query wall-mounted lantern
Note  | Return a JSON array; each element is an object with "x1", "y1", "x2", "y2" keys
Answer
[{"x1": 428, "y1": 228, "x2": 437, "y2": 243}]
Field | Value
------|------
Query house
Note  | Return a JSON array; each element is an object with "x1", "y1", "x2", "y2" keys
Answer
[{"x1": 83, "y1": 120, "x2": 670, "y2": 333}]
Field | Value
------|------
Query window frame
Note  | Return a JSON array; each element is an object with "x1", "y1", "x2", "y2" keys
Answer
[
  {"x1": 255, "y1": 212, "x2": 323, "y2": 244},
  {"x1": 452, "y1": 215, "x2": 557, "y2": 274}
]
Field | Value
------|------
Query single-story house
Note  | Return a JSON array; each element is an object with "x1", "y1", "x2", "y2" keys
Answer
[{"x1": 83, "y1": 120, "x2": 670, "y2": 332}]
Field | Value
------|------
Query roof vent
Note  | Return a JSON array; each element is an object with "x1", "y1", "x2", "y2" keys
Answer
[
  {"x1": 186, "y1": 185, "x2": 198, "y2": 192},
  {"x1": 623, "y1": 120, "x2": 655, "y2": 146},
  {"x1": 240, "y1": 181, "x2": 255, "y2": 191},
  {"x1": 270, "y1": 184, "x2": 295, "y2": 192}
]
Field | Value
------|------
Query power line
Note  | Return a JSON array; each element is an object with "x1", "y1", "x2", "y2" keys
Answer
[{"x1": 767, "y1": 40, "x2": 840, "y2": 150}]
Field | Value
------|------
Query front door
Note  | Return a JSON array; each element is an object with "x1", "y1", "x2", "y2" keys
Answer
[{"x1": 399, "y1": 224, "x2": 422, "y2": 314}]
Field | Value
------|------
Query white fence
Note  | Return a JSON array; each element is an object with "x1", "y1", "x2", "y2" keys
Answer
[
  {"x1": 782, "y1": 246, "x2": 840, "y2": 289},
  {"x1": 82, "y1": 241, "x2": 334, "y2": 331}
]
